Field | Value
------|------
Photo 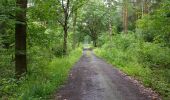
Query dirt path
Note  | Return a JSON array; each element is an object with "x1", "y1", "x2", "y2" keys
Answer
[{"x1": 55, "y1": 50, "x2": 159, "y2": 100}]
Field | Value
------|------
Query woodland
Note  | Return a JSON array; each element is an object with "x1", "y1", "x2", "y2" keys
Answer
[{"x1": 0, "y1": 0, "x2": 170, "y2": 99}]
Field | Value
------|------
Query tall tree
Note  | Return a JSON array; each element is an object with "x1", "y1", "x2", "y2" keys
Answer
[
  {"x1": 61, "y1": 0, "x2": 70, "y2": 55},
  {"x1": 15, "y1": 0, "x2": 27, "y2": 78}
]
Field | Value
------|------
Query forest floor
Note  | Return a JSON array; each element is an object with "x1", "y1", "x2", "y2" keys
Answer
[{"x1": 55, "y1": 49, "x2": 160, "y2": 100}]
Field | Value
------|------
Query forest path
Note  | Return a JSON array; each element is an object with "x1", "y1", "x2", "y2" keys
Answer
[{"x1": 55, "y1": 50, "x2": 156, "y2": 100}]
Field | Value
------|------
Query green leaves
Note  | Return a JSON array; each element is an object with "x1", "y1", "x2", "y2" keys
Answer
[
  {"x1": 94, "y1": 32, "x2": 170, "y2": 99},
  {"x1": 136, "y1": 0, "x2": 170, "y2": 46}
]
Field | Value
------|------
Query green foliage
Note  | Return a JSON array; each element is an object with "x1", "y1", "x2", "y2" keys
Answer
[
  {"x1": 94, "y1": 33, "x2": 170, "y2": 99},
  {"x1": 1, "y1": 48, "x2": 82, "y2": 99},
  {"x1": 77, "y1": 0, "x2": 117, "y2": 47},
  {"x1": 1, "y1": 0, "x2": 170, "y2": 99},
  {"x1": 136, "y1": 1, "x2": 170, "y2": 46},
  {"x1": 52, "y1": 44, "x2": 64, "y2": 57},
  {"x1": 137, "y1": 43, "x2": 170, "y2": 68},
  {"x1": 93, "y1": 1, "x2": 170, "y2": 99},
  {"x1": 1, "y1": 0, "x2": 83, "y2": 98}
]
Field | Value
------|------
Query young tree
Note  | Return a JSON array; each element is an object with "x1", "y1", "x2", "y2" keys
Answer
[{"x1": 15, "y1": 0, "x2": 27, "y2": 78}]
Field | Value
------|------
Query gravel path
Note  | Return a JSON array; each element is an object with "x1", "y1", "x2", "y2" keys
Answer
[{"x1": 55, "y1": 50, "x2": 160, "y2": 100}]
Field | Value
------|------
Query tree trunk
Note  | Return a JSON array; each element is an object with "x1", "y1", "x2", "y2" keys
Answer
[
  {"x1": 15, "y1": 0, "x2": 27, "y2": 78},
  {"x1": 144, "y1": 0, "x2": 148, "y2": 14},
  {"x1": 62, "y1": 0, "x2": 69, "y2": 55},
  {"x1": 123, "y1": 0, "x2": 128, "y2": 33},
  {"x1": 107, "y1": 0, "x2": 113, "y2": 41},
  {"x1": 92, "y1": 32, "x2": 97, "y2": 47},
  {"x1": 144, "y1": 0, "x2": 151, "y2": 14},
  {"x1": 109, "y1": 23, "x2": 112, "y2": 41},
  {"x1": 93, "y1": 39, "x2": 97, "y2": 47},
  {"x1": 63, "y1": 26, "x2": 68, "y2": 55}
]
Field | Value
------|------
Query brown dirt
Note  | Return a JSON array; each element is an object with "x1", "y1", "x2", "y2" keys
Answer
[{"x1": 55, "y1": 50, "x2": 161, "y2": 100}]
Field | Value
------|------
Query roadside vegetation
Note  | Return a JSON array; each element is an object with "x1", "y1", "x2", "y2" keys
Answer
[
  {"x1": 0, "y1": 0, "x2": 170, "y2": 99},
  {"x1": 1, "y1": 48, "x2": 82, "y2": 99},
  {"x1": 94, "y1": 33, "x2": 170, "y2": 99},
  {"x1": 94, "y1": 1, "x2": 170, "y2": 99},
  {"x1": 0, "y1": 0, "x2": 84, "y2": 99}
]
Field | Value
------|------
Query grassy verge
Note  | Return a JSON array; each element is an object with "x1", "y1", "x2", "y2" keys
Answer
[
  {"x1": 1, "y1": 48, "x2": 82, "y2": 100},
  {"x1": 94, "y1": 48, "x2": 170, "y2": 100}
]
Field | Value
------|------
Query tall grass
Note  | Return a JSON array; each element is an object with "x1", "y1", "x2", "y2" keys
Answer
[{"x1": 1, "y1": 48, "x2": 82, "y2": 100}]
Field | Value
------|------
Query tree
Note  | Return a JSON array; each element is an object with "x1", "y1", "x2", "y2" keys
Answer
[
  {"x1": 60, "y1": 0, "x2": 70, "y2": 55},
  {"x1": 56, "y1": 0, "x2": 86, "y2": 55},
  {"x1": 80, "y1": 1, "x2": 107, "y2": 47},
  {"x1": 15, "y1": 0, "x2": 27, "y2": 78}
]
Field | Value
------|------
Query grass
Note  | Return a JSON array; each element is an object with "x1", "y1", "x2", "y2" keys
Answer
[
  {"x1": 1, "y1": 48, "x2": 82, "y2": 100},
  {"x1": 94, "y1": 48, "x2": 170, "y2": 100}
]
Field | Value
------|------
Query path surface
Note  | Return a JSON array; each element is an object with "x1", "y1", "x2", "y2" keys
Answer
[{"x1": 55, "y1": 50, "x2": 158, "y2": 100}]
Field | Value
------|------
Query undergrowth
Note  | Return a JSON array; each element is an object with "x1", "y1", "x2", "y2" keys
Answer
[
  {"x1": 0, "y1": 48, "x2": 82, "y2": 99},
  {"x1": 94, "y1": 33, "x2": 170, "y2": 100}
]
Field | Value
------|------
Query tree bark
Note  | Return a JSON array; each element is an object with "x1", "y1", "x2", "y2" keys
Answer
[
  {"x1": 62, "y1": 0, "x2": 70, "y2": 55},
  {"x1": 109, "y1": 23, "x2": 112, "y2": 40},
  {"x1": 63, "y1": 26, "x2": 68, "y2": 55},
  {"x1": 15, "y1": 0, "x2": 27, "y2": 78},
  {"x1": 108, "y1": 1, "x2": 113, "y2": 41},
  {"x1": 123, "y1": 0, "x2": 128, "y2": 33},
  {"x1": 92, "y1": 32, "x2": 97, "y2": 47}
]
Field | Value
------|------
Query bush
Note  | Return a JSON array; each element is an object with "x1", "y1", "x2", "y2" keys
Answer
[
  {"x1": 94, "y1": 33, "x2": 170, "y2": 99},
  {"x1": 52, "y1": 44, "x2": 64, "y2": 57},
  {"x1": 137, "y1": 43, "x2": 170, "y2": 68}
]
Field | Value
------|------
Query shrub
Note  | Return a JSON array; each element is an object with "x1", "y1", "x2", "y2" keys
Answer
[
  {"x1": 137, "y1": 43, "x2": 170, "y2": 68},
  {"x1": 94, "y1": 33, "x2": 170, "y2": 99},
  {"x1": 52, "y1": 44, "x2": 64, "y2": 57}
]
